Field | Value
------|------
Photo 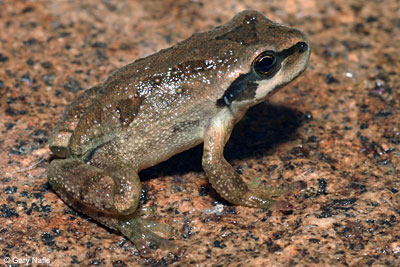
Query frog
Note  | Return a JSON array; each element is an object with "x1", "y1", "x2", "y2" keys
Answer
[{"x1": 48, "y1": 10, "x2": 310, "y2": 255}]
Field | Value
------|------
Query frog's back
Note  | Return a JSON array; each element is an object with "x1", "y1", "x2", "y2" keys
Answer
[
  {"x1": 65, "y1": 10, "x2": 284, "y2": 158},
  {"x1": 66, "y1": 26, "x2": 244, "y2": 157}
]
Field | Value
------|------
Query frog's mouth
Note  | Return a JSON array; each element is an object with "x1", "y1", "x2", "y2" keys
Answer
[{"x1": 217, "y1": 41, "x2": 309, "y2": 107}]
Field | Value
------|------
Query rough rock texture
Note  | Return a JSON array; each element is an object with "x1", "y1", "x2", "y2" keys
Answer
[{"x1": 0, "y1": 0, "x2": 399, "y2": 266}]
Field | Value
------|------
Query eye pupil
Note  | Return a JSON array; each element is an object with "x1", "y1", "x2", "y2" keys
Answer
[
  {"x1": 254, "y1": 51, "x2": 277, "y2": 76},
  {"x1": 260, "y1": 55, "x2": 274, "y2": 67}
]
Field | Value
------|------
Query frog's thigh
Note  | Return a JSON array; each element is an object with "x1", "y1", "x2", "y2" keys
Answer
[
  {"x1": 49, "y1": 85, "x2": 102, "y2": 158},
  {"x1": 202, "y1": 115, "x2": 292, "y2": 210},
  {"x1": 48, "y1": 158, "x2": 141, "y2": 215}
]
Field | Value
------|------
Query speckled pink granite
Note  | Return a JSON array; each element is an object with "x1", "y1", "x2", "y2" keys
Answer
[{"x1": 0, "y1": 0, "x2": 399, "y2": 266}]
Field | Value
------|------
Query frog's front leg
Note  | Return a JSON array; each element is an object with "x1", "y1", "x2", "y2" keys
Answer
[
  {"x1": 202, "y1": 111, "x2": 304, "y2": 211},
  {"x1": 48, "y1": 158, "x2": 180, "y2": 255}
]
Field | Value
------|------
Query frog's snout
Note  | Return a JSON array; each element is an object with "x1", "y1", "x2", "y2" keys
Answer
[{"x1": 296, "y1": 42, "x2": 308, "y2": 53}]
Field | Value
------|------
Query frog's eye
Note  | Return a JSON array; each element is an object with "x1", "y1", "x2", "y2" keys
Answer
[{"x1": 253, "y1": 51, "x2": 278, "y2": 77}]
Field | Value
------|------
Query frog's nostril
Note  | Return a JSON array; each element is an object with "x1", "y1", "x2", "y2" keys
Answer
[{"x1": 296, "y1": 42, "x2": 308, "y2": 53}]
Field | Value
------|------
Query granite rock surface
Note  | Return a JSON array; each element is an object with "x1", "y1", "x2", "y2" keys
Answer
[{"x1": 0, "y1": 0, "x2": 399, "y2": 266}]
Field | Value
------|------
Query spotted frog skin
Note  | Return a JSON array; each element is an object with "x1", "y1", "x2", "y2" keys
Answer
[{"x1": 48, "y1": 10, "x2": 310, "y2": 253}]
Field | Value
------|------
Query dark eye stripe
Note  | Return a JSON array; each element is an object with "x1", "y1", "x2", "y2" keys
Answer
[
  {"x1": 216, "y1": 74, "x2": 249, "y2": 106},
  {"x1": 278, "y1": 42, "x2": 308, "y2": 59}
]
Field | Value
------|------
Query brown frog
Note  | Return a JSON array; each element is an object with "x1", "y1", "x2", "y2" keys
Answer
[{"x1": 48, "y1": 10, "x2": 310, "y2": 254}]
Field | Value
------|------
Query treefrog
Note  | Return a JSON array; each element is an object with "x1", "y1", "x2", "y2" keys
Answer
[{"x1": 48, "y1": 10, "x2": 310, "y2": 254}]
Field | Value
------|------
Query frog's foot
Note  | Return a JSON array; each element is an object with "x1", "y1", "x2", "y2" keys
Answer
[
  {"x1": 242, "y1": 180, "x2": 307, "y2": 211},
  {"x1": 203, "y1": 114, "x2": 308, "y2": 212},
  {"x1": 117, "y1": 217, "x2": 184, "y2": 257},
  {"x1": 49, "y1": 158, "x2": 184, "y2": 257}
]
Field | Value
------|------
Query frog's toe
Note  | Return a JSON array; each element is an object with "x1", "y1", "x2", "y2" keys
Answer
[
  {"x1": 117, "y1": 217, "x2": 183, "y2": 257},
  {"x1": 243, "y1": 192, "x2": 294, "y2": 211},
  {"x1": 270, "y1": 200, "x2": 294, "y2": 211},
  {"x1": 287, "y1": 180, "x2": 307, "y2": 191},
  {"x1": 237, "y1": 180, "x2": 307, "y2": 210},
  {"x1": 249, "y1": 179, "x2": 307, "y2": 197},
  {"x1": 134, "y1": 230, "x2": 184, "y2": 258}
]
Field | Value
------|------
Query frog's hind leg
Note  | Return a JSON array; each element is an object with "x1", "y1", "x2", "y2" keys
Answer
[
  {"x1": 48, "y1": 158, "x2": 141, "y2": 216},
  {"x1": 49, "y1": 85, "x2": 102, "y2": 158},
  {"x1": 48, "y1": 159, "x2": 182, "y2": 255}
]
